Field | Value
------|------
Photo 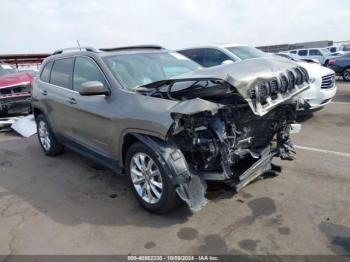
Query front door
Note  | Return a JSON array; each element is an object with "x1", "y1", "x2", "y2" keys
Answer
[{"x1": 69, "y1": 56, "x2": 115, "y2": 157}]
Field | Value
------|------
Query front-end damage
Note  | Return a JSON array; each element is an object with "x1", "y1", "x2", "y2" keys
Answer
[{"x1": 137, "y1": 57, "x2": 310, "y2": 211}]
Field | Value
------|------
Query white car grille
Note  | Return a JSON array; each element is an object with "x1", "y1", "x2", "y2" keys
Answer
[{"x1": 321, "y1": 74, "x2": 335, "y2": 89}]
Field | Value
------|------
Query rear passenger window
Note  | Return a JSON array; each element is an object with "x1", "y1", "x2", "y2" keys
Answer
[
  {"x1": 73, "y1": 57, "x2": 108, "y2": 92},
  {"x1": 40, "y1": 61, "x2": 53, "y2": 83},
  {"x1": 309, "y1": 49, "x2": 321, "y2": 56},
  {"x1": 298, "y1": 50, "x2": 308, "y2": 56},
  {"x1": 50, "y1": 58, "x2": 74, "y2": 89}
]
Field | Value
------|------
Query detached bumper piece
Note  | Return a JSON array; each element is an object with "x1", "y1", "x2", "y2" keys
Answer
[{"x1": 235, "y1": 148, "x2": 273, "y2": 191}]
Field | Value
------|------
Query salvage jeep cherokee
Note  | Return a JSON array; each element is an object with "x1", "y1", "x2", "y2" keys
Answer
[{"x1": 32, "y1": 45, "x2": 309, "y2": 213}]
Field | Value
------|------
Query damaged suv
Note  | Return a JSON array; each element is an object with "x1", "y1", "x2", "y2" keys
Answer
[{"x1": 32, "y1": 46, "x2": 309, "y2": 213}]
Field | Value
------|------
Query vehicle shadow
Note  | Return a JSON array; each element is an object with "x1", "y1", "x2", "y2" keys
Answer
[
  {"x1": 296, "y1": 112, "x2": 314, "y2": 123},
  {"x1": 0, "y1": 137, "x2": 193, "y2": 228}
]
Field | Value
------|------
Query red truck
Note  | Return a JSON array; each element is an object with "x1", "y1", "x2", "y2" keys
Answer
[{"x1": 0, "y1": 63, "x2": 34, "y2": 115}]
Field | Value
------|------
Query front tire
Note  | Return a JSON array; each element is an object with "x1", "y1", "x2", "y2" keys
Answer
[
  {"x1": 342, "y1": 67, "x2": 350, "y2": 82},
  {"x1": 36, "y1": 114, "x2": 64, "y2": 156},
  {"x1": 125, "y1": 142, "x2": 180, "y2": 213}
]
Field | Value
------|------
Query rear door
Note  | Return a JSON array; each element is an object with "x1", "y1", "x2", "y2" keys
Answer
[
  {"x1": 308, "y1": 49, "x2": 324, "y2": 64},
  {"x1": 69, "y1": 56, "x2": 114, "y2": 156},
  {"x1": 41, "y1": 57, "x2": 75, "y2": 139},
  {"x1": 297, "y1": 49, "x2": 308, "y2": 57}
]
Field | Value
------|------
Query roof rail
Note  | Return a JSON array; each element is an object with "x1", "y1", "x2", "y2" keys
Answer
[
  {"x1": 52, "y1": 46, "x2": 99, "y2": 55},
  {"x1": 99, "y1": 45, "x2": 164, "y2": 52}
]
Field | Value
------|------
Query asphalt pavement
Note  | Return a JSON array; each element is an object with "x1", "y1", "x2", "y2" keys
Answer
[{"x1": 0, "y1": 81, "x2": 349, "y2": 256}]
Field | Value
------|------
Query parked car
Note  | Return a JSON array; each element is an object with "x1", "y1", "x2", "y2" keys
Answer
[
  {"x1": 276, "y1": 53, "x2": 337, "y2": 112},
  {"x1": 0, "y1": 62, "x2": 34, "y2": 115},
  {"x1": 33, "y1": 46, "x2": 309, "y2": 213},
  {"x1": 178, "y1": 44, "x2": 268, "y2": 67},
  {"x1": 18, "y1": 68, "x2": 39, "y2": 77},
  {"x1": 179, "y1": 45, "x2": 335, "y2": 113},
  {"x1": 277, "y1": 52, "x2": 321, "y2": 65},
  {"x1": 286, "y1": 48, "x2": 339, "y2": 65},
  {"x1": 326, "y1": 45, "x2": 350, "y2": 56},
  {"x1": 0, "y1": 62, "x2": 18, "y2": 76},
  {"x1": 328, "y1": 53, "x2": 350, "y2": 82}
]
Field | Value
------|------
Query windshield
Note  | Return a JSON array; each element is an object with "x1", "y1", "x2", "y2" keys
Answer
[
  {"x1": 225, "y1": 46, "x2": 267, "y2": 60},
  {"x1": 0, "y1": 64, "x2": 17, "y2": 76},
  {"x1": 104, "y1": 51, "x2": 201, "y2": 90}
]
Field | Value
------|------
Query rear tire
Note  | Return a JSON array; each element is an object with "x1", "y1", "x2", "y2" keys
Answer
[
  {"x1": 36, "y1": 114, "x2": 64, "y2": 156},
  {"x1": 125, "y1": 141, "x2": 180, "y2": 213},
  {"x1": 342, "y1": 67, "x2": 350, "y2": 82}
]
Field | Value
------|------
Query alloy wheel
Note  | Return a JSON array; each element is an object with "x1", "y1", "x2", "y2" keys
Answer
[
  {"x1": 38, "y1": 120, "x2": 51, "y2": 151},
  {"x1": 344, "y1": 69, "x2": 350, "y2": 81},
  {"x1": 130, "y1": 153, "x2": 163, "y2": 204}
]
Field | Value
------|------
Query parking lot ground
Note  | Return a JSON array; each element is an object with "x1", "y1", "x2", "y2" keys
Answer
[{"x1": 0, "y1": 82, "x2": 349, "y2": 256}]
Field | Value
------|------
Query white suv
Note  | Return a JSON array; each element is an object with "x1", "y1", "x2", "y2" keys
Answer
[{"x1": 287, "y1": 48, "x2": 339, "y2": 65}]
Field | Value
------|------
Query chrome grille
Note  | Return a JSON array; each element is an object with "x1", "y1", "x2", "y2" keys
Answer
[
  {"x1": 280, "y1": 75, "x2": 288, "y2": 93},
  {"x1": 295, "y1": 68, "x2": 303, "y2": 85},
  {"x1": 287, "y1": 71, "x2": 295, "y2": 90},
  {"x1": 321, "y1": 74, "x2": 335, "y2": 89},
  {"x1": 269, "y1": 79, "x2": 279, "y2": 99}
]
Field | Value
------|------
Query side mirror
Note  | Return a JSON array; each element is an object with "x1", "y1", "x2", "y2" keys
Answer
[{"x1": 79, "y1": 81, "x2": 110, "y2": 96}]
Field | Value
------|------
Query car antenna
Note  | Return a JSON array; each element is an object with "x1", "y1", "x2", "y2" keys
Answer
[{"x1": 77, "y1": 40, "x2": 82, "y2": 51}]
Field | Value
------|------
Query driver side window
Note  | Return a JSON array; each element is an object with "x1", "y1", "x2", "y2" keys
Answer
[{"x1": 73, "y1": 57, "x2": 108, "y2": 92}]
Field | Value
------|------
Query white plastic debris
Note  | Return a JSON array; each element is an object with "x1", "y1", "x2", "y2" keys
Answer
[{"x1": 11, "y1": 115, "x2": 37, "y2": 137}]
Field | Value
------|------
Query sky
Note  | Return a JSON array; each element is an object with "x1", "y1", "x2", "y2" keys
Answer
[{"x1": 0, "y1": 0, "x2": 349, "y2": 53}]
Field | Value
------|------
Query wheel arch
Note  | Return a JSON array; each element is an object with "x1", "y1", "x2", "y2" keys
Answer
[
  {"x1": 120, "y1": 131, "x2": 166, "y2": 168},
  {"x1": 119, "y1": 131, "x2": 190, "y2": 184},
  {"x1": 33, "y1": 107, "x2": 44, "y2": 120}
]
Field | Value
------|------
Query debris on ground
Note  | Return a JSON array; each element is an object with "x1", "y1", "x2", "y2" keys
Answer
[
  {"x1": 11, "y1": 115, "x2": 37, "y2": 137},
  {"x1": 0, "y1": 115, "x2": 37, "y2": 137}
]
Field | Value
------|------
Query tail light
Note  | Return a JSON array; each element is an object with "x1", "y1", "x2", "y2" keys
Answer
[{"x1": 328, "y1": 59, "x2": 337, "y2": 65}]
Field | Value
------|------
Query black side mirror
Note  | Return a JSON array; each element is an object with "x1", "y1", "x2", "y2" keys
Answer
[{"x1": 79, "y1": 81, "x2": 110, "y2": 96}]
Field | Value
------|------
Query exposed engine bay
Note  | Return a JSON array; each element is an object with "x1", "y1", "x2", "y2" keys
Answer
[
  {"x1": 136, "y1": 58, "x2": 310, "y2": 211},
  {"x1": 171, "y1": 103, "x2": 296, "y2": 176}
]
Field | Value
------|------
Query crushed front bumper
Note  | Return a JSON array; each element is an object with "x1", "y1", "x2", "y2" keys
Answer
[{"x1": 0, "y1": 95, "x2": 32, "y2": 114}]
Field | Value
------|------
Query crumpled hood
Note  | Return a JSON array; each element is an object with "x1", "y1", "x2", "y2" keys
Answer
[
  {"x1": 0, "y1": 73, "x2": 33, "y2": 88},
  {"x1": 170, "y1": 57, "x2": 310, "y2": 116}
]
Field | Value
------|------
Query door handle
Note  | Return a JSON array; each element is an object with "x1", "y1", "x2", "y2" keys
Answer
[
  {"x1": 41, "y1": 90, "x2": 48, "y2": 95},
  {"x1": 68, "y1": 98, "x2": 77, "y2": 104}
]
